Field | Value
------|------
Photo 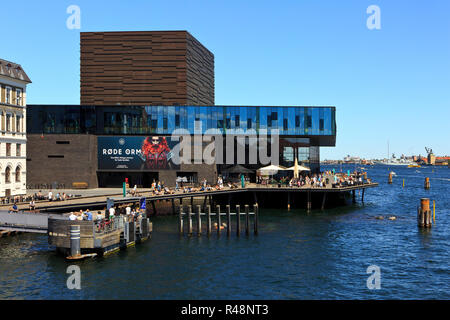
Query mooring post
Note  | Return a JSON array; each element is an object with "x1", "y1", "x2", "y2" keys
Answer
[
  {"x1": 171, "y1": 198, "x2": 176, "y2": 215},
  {"x1": 388, "y1": 172, "x2": 393, "y2": 184},
  {"x1": 206, "y1": 205, "x2": 211, "y2": 236},
  {"x1": 151, "y1": 200, "x2": 157, "y2": 216},
  {"x1": 236, "y1": 205, "x2": 241, "y2": 237},
  {"x1": 254, "y1": 204, "x2": 259, "y2": 235},
  {"x1": 425, "y1": 177, "x2": 430, "y2": 190},
  {"x1": 321, "y1": 192, "x2": 327, "y2": 211},
  {"x1": 287, "y1": 192, "x2": 291, "y2": 210},
  {"x1": 216, "y1": 205, "x2": 221, "y2": 236},
  {"x1": 307, "y1": 191, "x2": 311, "y2": 212},
  {"x1": 191, "y1": 197, "x2": 194, "y2": 207},
  {"x1": 245, "y1": 204, "x2": 250, "y2": 236},
  {"x1": 203, "y1": 195, "x2": 207, "y2": 212},
  {"x1": 178, "y1": 206, "x2": 183, "y2": 235},
  {"x1": 187, "y1": 205, "x2": 193, "y2": 236},
  {"x1": 253, "y1": 191, "x2": 258, "y2": 206},
  {"x1": 352, "y1": 190, "x2": 356, "y2": 204},
  {"x1": 70, "y1": 225, "x2": 81, "y2": 257},
  {"x1": 418, "y1": 198, "x2": 432, "y2": 228},
  {"x1": 362, "y1": 188, "x2": 365, "y2": 203},
  {"x1": 226, "y1": 204, "x2": 231, "y2": 236},
  {"x1": 196, "y1": 205, "x2": 202, "y2": 236}
]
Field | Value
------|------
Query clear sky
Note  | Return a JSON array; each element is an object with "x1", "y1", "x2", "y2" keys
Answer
[{"x1": 1, "y1": 0, "x2": 449, "y2": 160}]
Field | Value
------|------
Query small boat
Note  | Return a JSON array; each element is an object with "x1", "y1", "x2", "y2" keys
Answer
[
  {"x1": 408, "y1": 164, "x2": 421, "y2": 168},
  {"x1": 390, "y1": 171, "x2": 396, "y2": 176}
]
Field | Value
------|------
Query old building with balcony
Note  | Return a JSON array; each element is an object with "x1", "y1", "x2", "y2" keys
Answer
[{"x1": 0, "y1": 58, "x2": 31, "y2": 198}]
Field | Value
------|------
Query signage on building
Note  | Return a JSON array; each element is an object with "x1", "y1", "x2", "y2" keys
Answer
[{"x1": 98, "y1": 136, "x2": 179, "y2": 170}]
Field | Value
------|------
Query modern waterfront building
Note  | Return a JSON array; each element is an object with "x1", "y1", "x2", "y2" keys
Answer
[
  {"x1": 25, "y1": 31, "x2": 336, "y2": 188},
  {"x1": 26, "y1": 105, "x2": 336, "y2": 188},
  {"x1": 0, "y1": 59, "x2": 32, "y2": 197}
]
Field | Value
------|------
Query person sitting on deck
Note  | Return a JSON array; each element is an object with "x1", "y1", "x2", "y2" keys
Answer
[
  {"x1": 164, "y1": 187, "x2": 174, "y2": 194},
  {"x1": 9, "y1": 203, "x2": 19, "y2": 213},
  {"x1": 69, "y1": 212, "x2": 77, "y2": 220},
  {"x1": 85, "y1": 209, "x2": 93, "y2": 221},
  {"x1": 96, "y1": 211, "x2": 103, "y2": 221},
  {"x1": 29, "y1": 200, "x2": 36, "y2": 212}
]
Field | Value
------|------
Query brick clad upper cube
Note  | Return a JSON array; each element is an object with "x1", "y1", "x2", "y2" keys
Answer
[{"x1": 80, "y1": 31, "x2": 214, "y2": 106}]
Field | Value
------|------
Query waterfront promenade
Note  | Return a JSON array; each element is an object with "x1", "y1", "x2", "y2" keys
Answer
[{"x1": 0, "y1": 181, "x2": 378, "y2": 215}]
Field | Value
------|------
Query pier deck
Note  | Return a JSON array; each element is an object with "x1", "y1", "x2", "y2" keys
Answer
[{"x1": 0, "y1": 182, "x2": 378, "y2": 214}]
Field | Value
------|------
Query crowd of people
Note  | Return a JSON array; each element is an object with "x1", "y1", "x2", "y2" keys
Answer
[
  {"x1": 256, "y1": 170, "x2": 370, "y2": 189},
  {"x1": 68, "y1": 203, "x2": 145, "y2": 233}
]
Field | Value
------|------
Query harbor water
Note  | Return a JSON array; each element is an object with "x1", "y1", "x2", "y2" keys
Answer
[{"x1": 0, "y1": 165, "x2": 448, "y2": 299}]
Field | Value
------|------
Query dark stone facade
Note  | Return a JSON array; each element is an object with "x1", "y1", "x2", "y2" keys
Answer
[
  {"x1": 26, "y1": 134, "x2": 217, "y2": 188},
  {"x1": 26, "y1": 134, "x2": 98, "y2": 188}
]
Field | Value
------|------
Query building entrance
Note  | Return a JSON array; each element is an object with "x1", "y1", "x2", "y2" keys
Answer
[{"x1": 97, "y1": 172, "x2": 159, "y2": 188}]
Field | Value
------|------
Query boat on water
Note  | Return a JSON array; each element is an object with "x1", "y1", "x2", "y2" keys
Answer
[{"x1": 408, "y1": 164, "x2": 421, "y2": 168}]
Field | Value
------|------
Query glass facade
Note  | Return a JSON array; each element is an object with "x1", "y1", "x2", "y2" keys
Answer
[{"x1": 27, "y1": 105, "x2": 336, "y2": 138}]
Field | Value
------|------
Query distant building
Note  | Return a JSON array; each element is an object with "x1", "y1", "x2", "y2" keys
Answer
[{"x1": 0, "y1": 58, "x2": 31, "y2": 197}]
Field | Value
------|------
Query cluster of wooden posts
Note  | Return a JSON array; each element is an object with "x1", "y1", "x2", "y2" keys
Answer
[
  {"x1": 418, "y1": 198, "x2": 435, "y2": 228},
  {"x1": 179, "y1": 204, "x2": 259, "y2": 237},
  {"x1": 389, "y1": 174, "x2": 431, "y2": 191}
]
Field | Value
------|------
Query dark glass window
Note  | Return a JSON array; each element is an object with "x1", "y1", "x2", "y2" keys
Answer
[
  {"x1": 175, "y1": 114, "x2": 180, "y2": 127},
  {"x1": 295, "y1": 116, "x2": 300, "y2": 127},
  {"x1": 267, "y1": 115, "x2": 271, "y2": 127},
  {"x1": 283, "y1": 119, "x2": 288, "y2": 131},
  {"x1": 226, "y1": 118, "x2": 231, "y2": 129},
  {"x1": 235, "y1": 115, "x2": 240, "y2": 127},
  {"x1": 247, "y1": 119, "x2": 252, "y2": 129},
  {"x1": 319, "y1": 119, "x2": 324, "y2": 131},
  {"x1": 307, "y1": 115, "x2": 312, "y2": 128},
  {"x1": 163, "y1": 118, "x2": 168, "y2": 130}
]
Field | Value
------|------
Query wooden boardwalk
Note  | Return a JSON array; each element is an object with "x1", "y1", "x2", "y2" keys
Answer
[{"x1": 0, "y1": 182, "x2": 378, "y2": 214}]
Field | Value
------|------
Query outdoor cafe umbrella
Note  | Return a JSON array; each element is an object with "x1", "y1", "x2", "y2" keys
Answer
[
  {"x1": 286, "y1": 160, "x2": 310, "y2": 178},
  {"x1": 257, "y1": 164, "x2": 286, "y2": 176}
]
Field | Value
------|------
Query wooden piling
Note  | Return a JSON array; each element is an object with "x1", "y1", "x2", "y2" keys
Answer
[
  {"x1": 171, "y1": 198, "x2": 176, "y2": 215},
  {"x1": 245, "y1": 204, "x2": 250, "y2": 236},
  {"x1": 226, "y1": 205, "x2": 231, "y2": 237},
  {"x1": 307, "y1": 191, "x2": 311, "y2": 212},
  {"x1": 254, "y1": 204, "x2": 259, "y2": 235},
  {"x1": 216, "y1": 205, "x2": 221, "y2": 236},
  {"x1": 196, "y1": 205, "x2": 202, "y2": 236},
  {"x1": 206, "y1": 205, "x2": 212, "y2": 236},
  {"x1": 236, "y1": 205, "x2": 241, "y2": 236},
  {"x1": 187, "y1": 205, "x2": 193, "y2": 236},
  {"x1": 178, "y1": 206, "x2": 183, "y2": 235},
  {"x1": 253, "y1": 191, "x2": 258, "y2": 206},
  {"x1": 388, "y1": 173, "x2": 393, "y2": 184},
  {"x1": 321, "y1": 193, "x2": 327, "y2": 210},
  {"x1": 418, "y1": 198, "x2": 432, "y2": 228},
  {"x1": 425, "y1": 177, "x2": 430, "y2": 190},
  {"x1": 362, "y1": 188, "x2": 365, "y2": 203},
  {"x1": 352, "y1": 190, "x2": 356, "y2": 204},
  {"x1": 287, "y1": 192, "x2": 291, "y2": 210},
  {"x1": 151, "y1": 200, "x2": 157, "y2": 216}
]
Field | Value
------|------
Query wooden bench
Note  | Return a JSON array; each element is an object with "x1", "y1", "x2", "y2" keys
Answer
[{"x1": 72, "y1": 182, "x2": 88, "y2": 189}]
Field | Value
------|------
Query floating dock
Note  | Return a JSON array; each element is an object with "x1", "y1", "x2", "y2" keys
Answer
[{"x1": 48, "y1": 216, "x2": 152, "y2": 258}]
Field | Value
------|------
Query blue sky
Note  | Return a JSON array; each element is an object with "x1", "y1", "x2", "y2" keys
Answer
[{"x1": 2, "y1": 0, "x2": 449, "y2": 159}]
